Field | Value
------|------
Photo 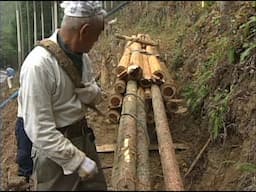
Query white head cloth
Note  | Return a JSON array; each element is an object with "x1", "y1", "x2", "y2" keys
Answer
[{"x1": 60, "y1": 1, "x2": 107, "y2": 18}]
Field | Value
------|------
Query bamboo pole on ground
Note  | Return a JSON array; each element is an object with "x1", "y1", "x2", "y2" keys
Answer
[
  {"x1": 151, "y1": 84, "x2": 184, "y2": 191},
  {"x1": 136, "y1": 87, "x2": 151, "y2": 190},
  {"x1": 100, "y1": 57, "x2": 110, "y2": 90},
  {"x1": 111, "y1": 80, "x2": 138, "y2": 190},
  {"x1": 144, "y1": 88, "x2": 152, "y2": 100}
]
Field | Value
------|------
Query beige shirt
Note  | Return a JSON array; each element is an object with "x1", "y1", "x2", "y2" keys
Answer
[{"x1": 17, "y1": 30, "x2": 101, "y2": 175}]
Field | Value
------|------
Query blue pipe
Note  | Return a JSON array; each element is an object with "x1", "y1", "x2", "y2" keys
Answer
[{"x1": 0, "y1": 90, "x2": 18, "y2": 110}]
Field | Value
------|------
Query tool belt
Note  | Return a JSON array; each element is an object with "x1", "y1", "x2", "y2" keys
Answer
[{"x1": 57, "y1": 118, "x2": 95, "y2": 142}]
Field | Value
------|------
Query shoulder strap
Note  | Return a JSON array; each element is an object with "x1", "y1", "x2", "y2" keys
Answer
[{"x1": 36, "y1": 39, "x2": 83, "y2": 88}]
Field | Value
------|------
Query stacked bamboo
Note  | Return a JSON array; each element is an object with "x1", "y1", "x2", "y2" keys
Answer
[{"x1": 110, "y1": 33, "x2": 186, "y2": 191}]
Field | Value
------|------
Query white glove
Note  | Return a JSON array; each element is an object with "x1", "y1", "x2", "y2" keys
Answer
[
  {"x1": 75, "y1": 81, "x2": 102, "y2": 105},
  {"x1": 77, "y1": 156, "x2": 98, "y2": 180}
]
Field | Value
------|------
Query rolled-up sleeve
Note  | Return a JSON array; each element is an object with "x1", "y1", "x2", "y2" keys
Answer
[{"x1": 20, "y1": 50, "x2": 85, "y2": 175}]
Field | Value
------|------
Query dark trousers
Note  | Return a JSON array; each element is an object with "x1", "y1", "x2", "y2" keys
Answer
[
  {"x1": 15, "y1": 117, "x2": 33, "y2": 179},
  {"x1": 31, "y1": 118, "x2": 107, "y2": 191}
]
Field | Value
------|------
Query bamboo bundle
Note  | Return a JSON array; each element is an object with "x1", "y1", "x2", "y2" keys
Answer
[
  {"x1": 116, "y1": 42, "x2": 132, "y2": 79},
  {"x1": 114, "y1": 79, "x2": 126, "y2": 94},
  {"x1": 128, "y1": 39, "x2": 143, "y2": 80},
  {"x1": 151, "y1": 84, "x2": 184, "y2": 191}
]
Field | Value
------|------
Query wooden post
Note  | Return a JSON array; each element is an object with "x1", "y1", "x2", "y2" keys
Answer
[
  {"x1": 136, "y1": 87, "x2": 151, "y2": 190},
  {"x1": 112, "y1": 80, "x2": 138, "y2": 190},
  {"x1": 151, "y1": 84, "x2": 184, "y2": 191}
]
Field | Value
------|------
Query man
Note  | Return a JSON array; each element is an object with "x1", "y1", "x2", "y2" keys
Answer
[
  {"x1": 6, "y1": 66, "x2": 15, "y2": 89},
  {"x1": 17, "y1": 1, "x2": 108, "y2": 190}
]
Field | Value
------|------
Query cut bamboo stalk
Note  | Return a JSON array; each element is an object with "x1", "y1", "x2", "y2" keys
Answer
[
  {"x1": 112, "y1": 80, "x2": 138, "y2": 191},
  {"x1": 107, "y1": 109, "x2": 121, "y2": 124},
  {"x1": 128, "y1": 41, "x2": 143, "y2": 80},
  {"x1": 151, "y1": 84, "x2": 184, "y2": 191},
  {"x1": 114, "y1": 79, "x2": 126, "y2": 94},
  {"x1": 108, "y1": 93, "x2": 123, "y2": 109},
  {"x1": 160, "y1": 82, "x2": 177, "y2": 101},
  {"x1": 136, "y1": 87, "x2": 151, "y2": 190},
  {"x1": 140, "y1": 54, "x2": 152, "y2": 88},
  {"x1": 116, "y1": 42, "x2": 131, "y2": 79}
]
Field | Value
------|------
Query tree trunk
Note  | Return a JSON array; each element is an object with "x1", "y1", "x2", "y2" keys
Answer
[
  {"x1": 16, "y1": 2, "x2": 21, "y2": 67},
  {"x1": 18, "y1": 2, "x2": 24, "y2": 61},
  {"x1": 41, "y1": 1, "x2": 44, "y2": 39},
  {"x1": 26, "y1": 1, "x2": 31, "y2": 51},
  {"x1": 33, "y1": 1, "x2": 37, "y2": 44}
]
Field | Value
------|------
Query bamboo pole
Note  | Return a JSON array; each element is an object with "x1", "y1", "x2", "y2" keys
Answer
[
  {"x1": 151, "y1": 84, "x2": 184, "y2": 191},
  {"x1": 116, "y1": 42, "x2": 131, "y2": 79},
  {"x1": 108, "y1": 93, "x2": 123, "y2": 109},
  {"x1": 114, "y1": 79, "x2": 126, "y2": 94},
  {"x1": 166, "y1": 99, "x2": 188, "y2": 114},
  {"x1": 115, "y1": 33, "x2": 158, "y2": 46},
  {"x1": 160, "y1": 82, "x2": 177, "y2": 101},
  {"x1": 136, "y1": 87, "x2": 151, "y2": 190},
  {"x1": 112, "y1": 80, "x2": 138, "y2": 190},
  {"x1": 107, "y1": 109, "x2": 121, "y2": 124},
  {"x1": 128, "y1": 40, "x2": 143, "y2": 80},
  {"x1": 147, "y1": 47, "x2": 165, "y2": 81}
]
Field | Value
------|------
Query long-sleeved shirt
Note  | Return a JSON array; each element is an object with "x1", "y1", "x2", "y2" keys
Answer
[{"x1": 17, "y1": 30, "x2": 101, "y2": 175}]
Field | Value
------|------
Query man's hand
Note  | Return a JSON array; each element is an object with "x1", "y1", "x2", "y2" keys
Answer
[{"x1": 77, "y1": 156, "x2": 98, "y2": 180}]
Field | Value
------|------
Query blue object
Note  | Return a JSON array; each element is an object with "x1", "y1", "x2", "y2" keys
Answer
[
  {"x1": 6, "y1": 67, "x2": 15, "y2": 77},
  {"x1": 0, "y1": 91, "x2": 18, "y2": 110}
]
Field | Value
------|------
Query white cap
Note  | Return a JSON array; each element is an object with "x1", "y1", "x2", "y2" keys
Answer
[{"x1": 60, "y1": 1, "x2": 107, "y2": 18}]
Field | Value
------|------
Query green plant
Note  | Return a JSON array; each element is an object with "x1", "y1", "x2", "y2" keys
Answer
[
  {"x1": 208, "y1": 90, "x2": 230, "y2": 139},
  {"x1": 236, "y1": 162, "x2": 256, "y2": 173}
]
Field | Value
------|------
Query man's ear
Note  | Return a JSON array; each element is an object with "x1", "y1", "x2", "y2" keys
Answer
[{"x1": 79, "y1": 23, "x2": 90, "y2": 40}]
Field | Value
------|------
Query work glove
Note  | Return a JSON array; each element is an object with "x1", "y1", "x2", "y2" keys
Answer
[
  {"x1": 77, "y1": 156, "x2": 98, "y2": 180},
  {"x1": 75, "y1": 81, "x2": 102, "y2": 105}
]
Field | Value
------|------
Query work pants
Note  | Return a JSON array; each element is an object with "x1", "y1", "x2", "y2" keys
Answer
[{"x1": 31, "y1": 118, "x2": 107, "y2": 191}]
